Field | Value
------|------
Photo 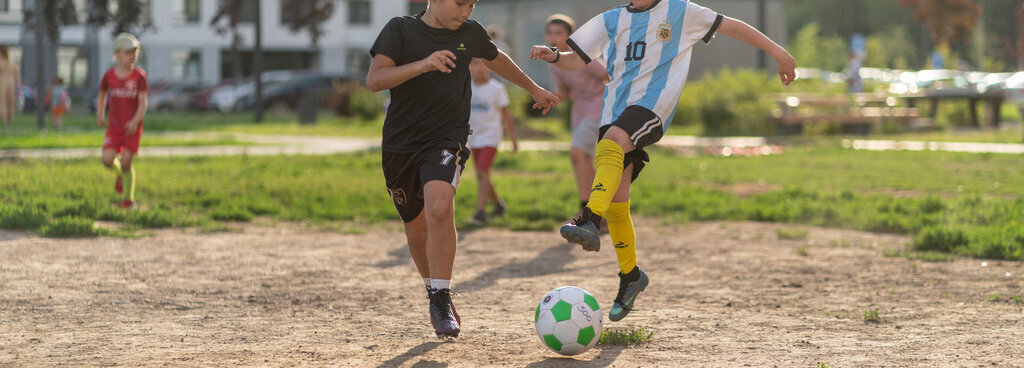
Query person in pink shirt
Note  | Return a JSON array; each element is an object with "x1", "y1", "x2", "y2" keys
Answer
[{"x1": 545, "y1": 14, "x2": 610, "y2": 213}]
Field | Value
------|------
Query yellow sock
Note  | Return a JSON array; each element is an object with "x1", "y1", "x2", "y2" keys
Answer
[
  {"x1": 586, "y1": 139, "x2": 624, "y2": 217},
  {"x1": 124, "y1": 165, "x2": 136, "y2": 201},
  {"x1": 606, "y1": 201, "x2": 637, "y2": 274}
]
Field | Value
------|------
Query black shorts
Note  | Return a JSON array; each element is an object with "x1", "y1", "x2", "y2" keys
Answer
[
  {"x1": 381, "y1": 141, "x2": 470, "y2": 223},
  {"x1": 598, "y1": 105, "x2": 664, "y2": 182}
]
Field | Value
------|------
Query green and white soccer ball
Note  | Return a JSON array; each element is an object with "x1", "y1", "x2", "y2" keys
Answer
[{"x1": 534, "y1": 286, "x2": 603, "y2": 356}]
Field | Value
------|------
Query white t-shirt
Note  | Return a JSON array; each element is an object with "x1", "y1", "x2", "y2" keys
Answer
[
  {"x1": 468, "y1": 79, "x2": 510, "y2": 148},
  {"x1": 568, "y1": 0, "x2": 722, "y2": 131}
]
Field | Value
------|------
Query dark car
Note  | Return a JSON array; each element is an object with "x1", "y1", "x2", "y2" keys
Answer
[{"x1": 240, "y1": 73, "x2": 360, "y2": 111}]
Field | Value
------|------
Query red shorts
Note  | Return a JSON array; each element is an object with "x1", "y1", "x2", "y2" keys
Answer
[
  {"x1": 103, "y1": 125, "x2": 143, "y2": 154},
  {"x1": 471, "y1": 147, "x2": 497, "y2": 172}
]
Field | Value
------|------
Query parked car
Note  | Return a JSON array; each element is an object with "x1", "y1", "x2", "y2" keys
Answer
[
  {"x1": 240, "y1": 73, "x2": 361, "y2": 111},
  {"x1": 149, "y1": 82, "x2": 204, "y2": 111},
  {"x1": 209, "y1": 70, "x2": 297, "y2": 112}
]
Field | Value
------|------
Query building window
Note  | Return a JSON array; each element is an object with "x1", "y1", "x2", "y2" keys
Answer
[
  {"x1": 0, "y1": 0, "x2": 21, "y2": 23},
  {"x1": 172, "y1": 49, "x2": 202, "y2": 81},
  {"x1": 173, "y1": 0, "x2": 201, "y2": 24},
  {"x1": 57, "y1": 46, "x2": 88, "y2": 89},
  {"x1": 238, "y1": 0, "x2": 257, "y2": 23},
  {"x1": 348, "y1": 0, "x2": 370, "y2": 25},
  {"x1": 108, "y1": 0, "x2": 152, "y2": 24}
]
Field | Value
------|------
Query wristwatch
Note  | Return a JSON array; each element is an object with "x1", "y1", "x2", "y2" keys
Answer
[{"x1": 546, "y1": 46, "x2": 560, "y2": 64}]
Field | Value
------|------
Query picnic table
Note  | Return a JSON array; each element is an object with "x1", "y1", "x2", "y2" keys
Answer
[
  {"x1": 769, "y1": 93, "x2": 921, "y2": 135},
  {"x1": 899, "y1": 88, "x2": 1005, "y2": 129}
]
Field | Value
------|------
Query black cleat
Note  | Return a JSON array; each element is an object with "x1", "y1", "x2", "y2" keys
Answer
[
  {"x1": 428, "y1": 288, "x2": 461, "y2": 338},
  {"x1": 560, "y1": 207, "x2": 602, "y2": 251},
  {"x1": 609, "y1": 266, "x2": 649, "y2": 321}
]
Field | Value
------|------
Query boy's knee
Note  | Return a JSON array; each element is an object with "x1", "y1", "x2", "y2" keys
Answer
[{"x1": 424, "y1": 200, "x2": 454, "y2": 222}]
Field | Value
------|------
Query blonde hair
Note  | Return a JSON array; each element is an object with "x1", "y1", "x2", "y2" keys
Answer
[{"x1": 545, "y1": 14, "x2": 575, "y2": 34}]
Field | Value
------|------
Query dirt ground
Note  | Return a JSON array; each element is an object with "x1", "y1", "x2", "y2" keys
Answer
[{"x1": 1, "y1": 220, "x2": 1022, "y2": 367}]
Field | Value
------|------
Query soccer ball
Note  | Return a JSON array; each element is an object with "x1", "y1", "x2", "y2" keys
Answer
[{"x1": 534, "y1": 286, "x2": 603, "y2": 356}]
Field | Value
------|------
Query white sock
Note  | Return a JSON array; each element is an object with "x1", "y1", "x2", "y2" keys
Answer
[
  {"x1": 422, "y1": 277, "x2": 431, "y2": 289},
  {"x1": 430, "y1": 279, "x2": 452, "y2": 290}
]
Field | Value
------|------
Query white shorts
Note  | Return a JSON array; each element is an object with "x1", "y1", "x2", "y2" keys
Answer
[{"x1": 570, "y1": 118, "x2": 600, "y2": 156}]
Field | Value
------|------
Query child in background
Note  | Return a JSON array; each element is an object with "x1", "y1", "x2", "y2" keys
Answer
[
  {"x1": 466, "y1": 58, "x2": 518, "y2": 225},
  {"x1": 47, "y1": 77, "x2": 69, "y2": 129},
  {"x1": 97, "y1": 33, "x2": 149, "y2": 209}
]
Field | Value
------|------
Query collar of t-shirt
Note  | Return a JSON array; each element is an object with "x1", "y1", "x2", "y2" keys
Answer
[{"x1": 626, "y1": 0, "x2": 663, "y2": 13}]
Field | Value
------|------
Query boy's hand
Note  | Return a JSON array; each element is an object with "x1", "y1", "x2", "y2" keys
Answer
[
  {"x1": 776, "y1": 52, "x2": 797, "y2": 86},
  {"x1": 510, "y1": 139, "x2": 519, "y2": 154},
  {"x1": 420, "y1": 50, "x2": 457, "y2": 74},
  {"x1": 97, "y1": 114, "x2": 106, "y2": 127},
  {"x1": 529, "y1": 45, "x2": 557, "y2": 63},
  {"x1": 530, "y1": 88, "x2": 559, "y2": 115},
  {"x1": 126, "y1": 120, "x2": 139, "y2": 134}
]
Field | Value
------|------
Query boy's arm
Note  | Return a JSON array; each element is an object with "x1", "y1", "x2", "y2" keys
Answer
[
  {"x1": 96, "y1": 89, "x2": 108, "y2": 127},
  {"x1": 499, "y1": 106, "x2": 518, "y2": 153},
  {"x1": 529, "y1": 46, "x2": 587, "y2": 72},
  {"x1": 126, "y1": 91, "x2": 148, "y2": 134},
  {"x1": 717, "y1": 17, "x2": 796, "y2": 85},
  {"x1": 367, "y1": 52, "x2": 457, "y2": 92},
  {"x1": 481, "y1": 50, "x2": 559, "y2": 114}
]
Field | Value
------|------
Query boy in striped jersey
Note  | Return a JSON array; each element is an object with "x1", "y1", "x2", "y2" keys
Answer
[{"x1": 530, "y1": 0, "x2": 795, "y2": 321}]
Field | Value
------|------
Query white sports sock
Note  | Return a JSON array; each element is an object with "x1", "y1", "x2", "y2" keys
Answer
[
  {"x1": 422, "y1": 277, "x2": 431, "y2": 289},
  {"x1": 430, "y1": 279, "x2": 452, "y2": 290}
]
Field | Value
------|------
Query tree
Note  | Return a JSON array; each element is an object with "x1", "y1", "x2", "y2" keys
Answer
[
  {"x1": 22, "y1": 0, "x2": 78, "y2": 42},
  {"x1": 86, "y1": 0, "x2": 153, "y2": 36},
  {"x1": 210, "y1": 0, "x2": 247, "y2": 83},
  {"x1": 281, "y1": 0, "x2": 336, "y2": 47},
  {"x1": 900, "y1": 0, "x2": 981, "y2": 46}
]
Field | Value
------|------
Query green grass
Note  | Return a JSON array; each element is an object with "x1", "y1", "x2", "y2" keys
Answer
[
  {"x1": 795, "y1": 246, "x2": 810, "y2": 256},
  {"x1": 863, "y1": 309, "x2": 881, "y2": 323},
  {"x1": 597, "y1": 327, "x2": 654, "y2": 345},
  {"x1": 986, "y1": 293, "x2": 1003, "y2": 302},
  {"x1": 777, "y1": 228, "x2": 810, "y2": 240},
  {"x1": 2, "y1": 146, "x2": 1024, "y2": 259}
]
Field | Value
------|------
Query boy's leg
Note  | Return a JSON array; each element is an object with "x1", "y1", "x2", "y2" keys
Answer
[
  {"x1": 422, "y1": 180, "x2": 457, "y2": 282},
  {"x1": 474, "y1": 169, "x2": 490, "y2": 212},
  {"x1": 120, "y1": 150, "x2": 136, "y2": 202},
  {"x1": 604, "y1": 165, "x2": 649, "y2": 321},
  {"x1": 402, "y1": 212, "x2": 431, "y2": 283},
  {"x1": 570, "y1": 147, "x2": 595, "y2": 209}
]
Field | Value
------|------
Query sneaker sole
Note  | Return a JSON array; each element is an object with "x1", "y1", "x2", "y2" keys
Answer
[
  {"x1": 609, "y1": 277, "x2": 649, "y2": 322},
  {"x1": 560, "y1": 225, "x2": 600, "y2": 252},
  {"x1": 435, "y1": 330, "x2": 460, "y2": 338}
]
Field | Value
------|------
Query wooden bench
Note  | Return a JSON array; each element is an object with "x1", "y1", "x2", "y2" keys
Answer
[{"x1": 769, "y1": 93, "x2": 921, "y2": 135}]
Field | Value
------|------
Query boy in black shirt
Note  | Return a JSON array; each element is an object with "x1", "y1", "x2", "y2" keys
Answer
[{"x1": 368, "y1": 0, "x2": 559, "y2": 338}]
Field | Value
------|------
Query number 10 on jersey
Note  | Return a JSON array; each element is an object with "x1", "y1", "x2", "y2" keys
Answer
[{"x1": 624, "y1": 41, "x2": 647, "y2": 61}]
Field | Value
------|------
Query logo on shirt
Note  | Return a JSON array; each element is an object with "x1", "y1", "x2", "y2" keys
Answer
[
  {"x1": 457, "y1": 43, "x2": 468, "y2": 51},
  {"x1": 657, "y1": 22, "x2": 673, "y2": 42}
]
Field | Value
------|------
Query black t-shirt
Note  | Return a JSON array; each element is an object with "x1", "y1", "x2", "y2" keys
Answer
[{"x1": 370, "y1": 13, "x2": 500, "y2": 153}]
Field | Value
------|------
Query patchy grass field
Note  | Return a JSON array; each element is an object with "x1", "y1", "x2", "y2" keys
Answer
[{"x1": 1, "y1": 145, "x2": 1023, "y2": 259}]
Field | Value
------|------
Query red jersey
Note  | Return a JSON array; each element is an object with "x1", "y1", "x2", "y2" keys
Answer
[{"x1": 100, "y1": 66, "x2": 148, "y2": 129}]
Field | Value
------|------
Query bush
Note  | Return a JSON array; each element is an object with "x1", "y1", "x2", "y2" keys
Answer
[
  {"x1": 675, "y1": 68, "x2": 782, "y2": 136},
  {"x1": 0, "y1": 204, "x2": 48, "y2": 230},
  {"x1": 349, "y1": 87, "x2": 385, "y2": 121},
  {"x1": 39, "y1": 216, "x2": 101, "y2": 238}
]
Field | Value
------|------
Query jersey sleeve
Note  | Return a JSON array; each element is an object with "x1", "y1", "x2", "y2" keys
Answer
[
  {"x1": 496, "y1": 84, "x2": 510, "y2": 108},
  {"x1": 567, "y1": 13, "x2": 611, "y2": 64},
  {"x1": 370, "y1": 17, "x2": 405, "y2": 62},
  {"x1": 99, "y1": 71, "x2": 109, "y2": 91},
  {"x1": 683, "y1": 2, "x2": 724, "y2": 46},
  {"x1": 137, "y1": 71, "x2": 149, "y2": 92},
  {"x1": 469, "y1": 20, "x2": 500, "y2": 61}
]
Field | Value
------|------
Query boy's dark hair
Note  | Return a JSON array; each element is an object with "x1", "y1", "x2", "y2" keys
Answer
[
  {"x1": 53, "y1": 77, "x2": 64, "y2": 85},
  {"x1": 0, "y1": 46, "x2": 8, "y2": 59}
]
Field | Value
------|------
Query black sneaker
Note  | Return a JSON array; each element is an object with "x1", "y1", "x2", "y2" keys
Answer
[
  {"x1": 560, "y1": 207, "x2": 602, "y2": 251},
  {"x1": 428, "y1": 288, "x2": 461, "y2": 338},
  {"x1": 467, "y1": 209, "x2": 488, "y2": 226},
  {"x1": 609, "y1": 266, "x2": 649, "y2": 321},
  {"x1": 492, "y1": 201, "x2": 507, "y2": 217}
]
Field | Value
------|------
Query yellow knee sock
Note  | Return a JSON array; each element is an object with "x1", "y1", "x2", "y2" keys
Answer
[
  {"x1": 605, "y1": 201, "x2": 637, "y2": 274},
  {"x1": 586, "y1": 140, "x2": 624, "y2": 217},
  {"x1": 124, "y1": 165, "x2": 135, "y2": 201}
]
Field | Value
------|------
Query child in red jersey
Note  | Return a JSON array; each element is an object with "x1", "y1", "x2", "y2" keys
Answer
[{"x1": 97, "y1": 33, "x2": 148, "y2": 209}]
